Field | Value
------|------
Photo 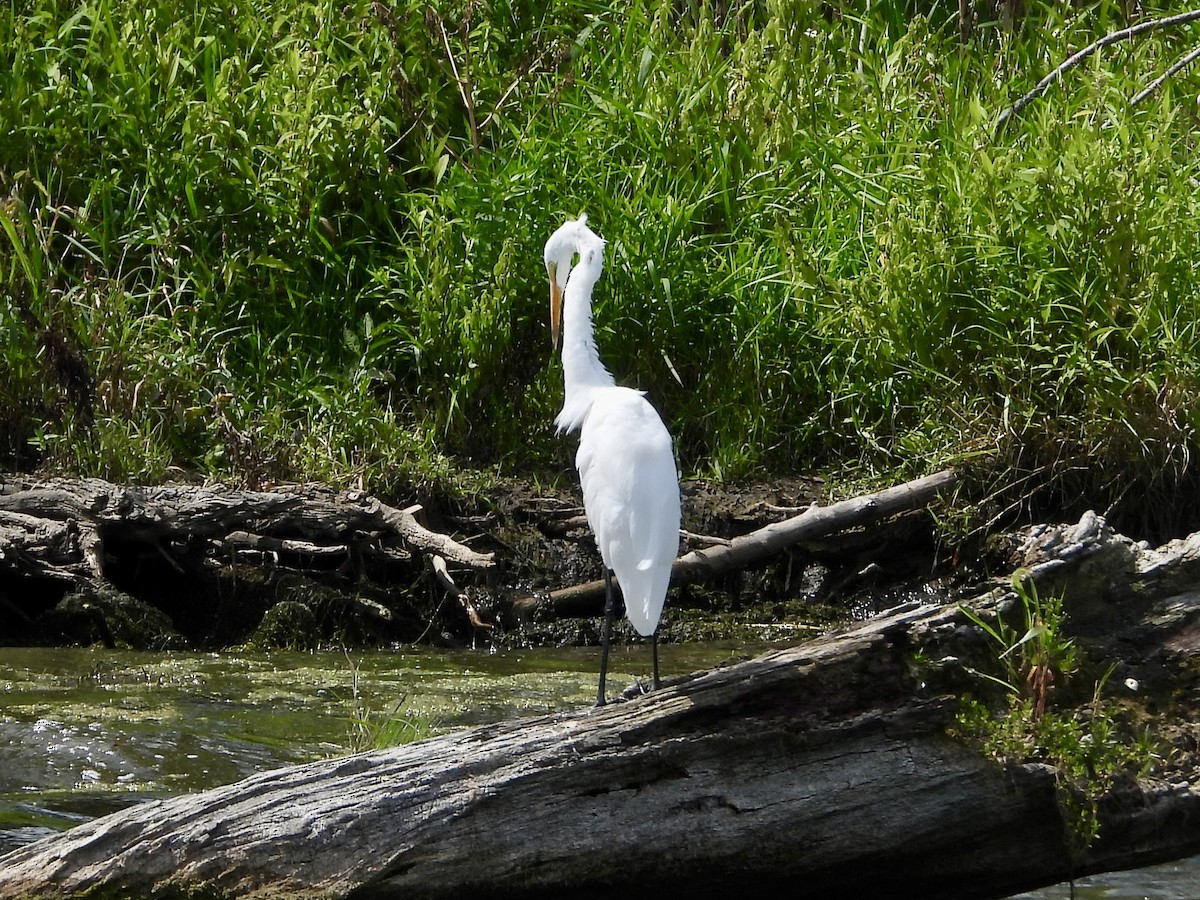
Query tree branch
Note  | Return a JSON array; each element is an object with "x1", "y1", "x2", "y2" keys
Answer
[
  {"x1": 512, "y1": 469, "x2": 958, "y2": 619},
  {"x1": 995, "y1": 9, "x2": 1200, "y2": 132},
  {"x1": 1131, "y1": 43, "x2": 1200, "y2": 106}
]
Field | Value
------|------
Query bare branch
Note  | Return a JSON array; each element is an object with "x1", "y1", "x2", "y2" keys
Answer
[
  {"x1": 1132, "y1": 43, "x2": 1200, "y2": 106},
  {"x1": 432, "y1": 554, "x2": 493, "y2": 631},
  {"x1": 222, "y1": 531, "x2": 349, "y2": 559},
  {"x1": 434, "y1": 11, "x2": 480, "y2": 154},
  {"x1": 680, "y1": 529, "x2": 732, "y2": 549},
  {"x1": 996, "y1": 9, "x2": 1200, "y2": 132}
]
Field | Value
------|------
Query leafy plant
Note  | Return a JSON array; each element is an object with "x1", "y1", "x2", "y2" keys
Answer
[
  {"x1": 961, "y1": 570, "x2": 1078, "y2": 719},
  {"x1": 956, "y1": 572, "x2": 1156, "y2": 854},
  {"x1": 2, "y1": 0, "x2": 1200, "y2": 521}
]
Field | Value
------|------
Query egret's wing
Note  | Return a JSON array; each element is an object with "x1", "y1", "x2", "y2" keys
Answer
[
  {"x1": 576, "y1": 388, "x2": 680, "y2": 634},
  {"x1": 626, "y1": 430, "x2": 681, "y2": 569}
]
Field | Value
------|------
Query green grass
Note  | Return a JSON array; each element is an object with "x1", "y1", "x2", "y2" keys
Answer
[
  {"x1": 3, "y1": 0, "x2": 1200, "y2": 525},
  {"x1": 342, "y1": 650, "x2": 439, "y2": 752}
]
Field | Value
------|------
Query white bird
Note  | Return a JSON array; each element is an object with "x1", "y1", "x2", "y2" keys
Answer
[{"x1": 543, "y1": 215, "x2": 681, "y2": 706}]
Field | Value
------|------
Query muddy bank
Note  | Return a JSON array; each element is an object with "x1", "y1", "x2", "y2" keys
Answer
[{"x1": 0, "y1": 473, "x2": 960, "y2": 653}]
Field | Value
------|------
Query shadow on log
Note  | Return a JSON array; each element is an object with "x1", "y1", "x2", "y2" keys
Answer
[{"x1": 4, "y1": 511, "x2": 1200, "y2": 898}]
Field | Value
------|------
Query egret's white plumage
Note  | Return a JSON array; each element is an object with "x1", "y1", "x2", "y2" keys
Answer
[
  {"x1": 544, "y1": 215, "x2": 680, "y2": 703},
  {"x1": 574, "y1": 392, "x2": 678, "y2": 635}
]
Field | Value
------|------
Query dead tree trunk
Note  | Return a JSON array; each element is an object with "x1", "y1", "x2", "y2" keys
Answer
[
  {"x1": 4, "y1": 511, "x2": 1200, "y2": 899},
  {"x1": 0, "y1": 478, "x2": 493, "y2": 573}
]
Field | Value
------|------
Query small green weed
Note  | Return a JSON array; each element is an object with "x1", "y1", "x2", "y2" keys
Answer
[
  {"x1": 955, "y1": 573, "x2": 1157, "y2": 854},
  {"x1": 961, "y1": 571, "x2": 1078, "y2": 719},
  {"x1": 343, "y1": 651, "x2": 439, "y2": 753},
  {"x1": 347, "y1": 696, "x2": 438, "y2": 753}
]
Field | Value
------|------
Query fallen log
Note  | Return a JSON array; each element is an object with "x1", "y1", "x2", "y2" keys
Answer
[
  {"x1": 513, "y1": 467, "x2": 958, "y2": 620},
  {"x1": 0, "y1": 478, "x2": 493, "y2": 647},
  {"x1": 0, "y1": 478, "x2": 493, "y2": 570},
  {"x1": 4, "y1": 510, "x2": 1200, "y2": 899}
]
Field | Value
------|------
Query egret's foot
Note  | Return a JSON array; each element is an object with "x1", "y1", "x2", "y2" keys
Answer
[{"x1": 619, "y1": 680, "x2": 654, "y2": 701}]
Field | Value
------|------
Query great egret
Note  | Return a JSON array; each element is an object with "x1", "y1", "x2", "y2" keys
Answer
[{"x1": 543, "y1": 215, "x2": 681, "y2": 706}]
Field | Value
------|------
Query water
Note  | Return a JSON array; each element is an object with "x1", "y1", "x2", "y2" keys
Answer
[
  {"x1": 2, "y1": 644, "x2": 1198, "y2": 898},
  {"x1": 0, "y1": 642, "x2": 742, "y2": 853}
]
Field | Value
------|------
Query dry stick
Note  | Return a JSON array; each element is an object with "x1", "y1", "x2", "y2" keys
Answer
[
  {"x1": 369, "y1": 498, "x2": 494, "y2": 569},
  {"x1": 995, "y1": 9, "x2": 1200, "y2": 132},
  {"x1": 518, "y1": 469, "x2": 959, "y2": 617},
  {"x1": 432, "y1": 554, "x2": 493, "y2": 631},
  {"x1": 434, "y1": 16, "x2": 556, "y2": 153},
  {"x1": 675, "y1": 468, "x2": 957, "y2": 581},
  {"x1": 222, "y1": 531, "x2": 349, "y2": 559},
  {"x1": 476, "y1": 43, "x2": 556, "y2": 134},
  {"x1": 680, "y1": 529, "x2": 732, "y2": 549},
  {"x1": 1132, "y1": 43, "x2": 1200, "y2": 105}
]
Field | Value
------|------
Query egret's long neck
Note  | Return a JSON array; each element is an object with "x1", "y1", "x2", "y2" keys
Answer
[{"x1": 556, "y1": 257, "x2": 614, "y2": 433}]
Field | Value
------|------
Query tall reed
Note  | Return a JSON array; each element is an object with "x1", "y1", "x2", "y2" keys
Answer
[{"x1": 2, "y1": 0, "x2": 1198, "y2": 529}]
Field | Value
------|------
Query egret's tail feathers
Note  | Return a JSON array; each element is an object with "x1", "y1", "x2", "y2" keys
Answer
[{"x1": 613, "y1": 562, "x2": 672, "y2": 637}]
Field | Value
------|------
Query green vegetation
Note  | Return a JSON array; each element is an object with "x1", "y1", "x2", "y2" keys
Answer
[
  {"x1": 960, "y1": 571, "x2": 1079, "y2": 718},
  {"x1": 346, "y1": 692, "x2": 439, "y2": 751},
  {"x1": 956, "y1": 573, "x2": 1158, "y2": 853},
  {"x1": 3, "y1": 0, "x2": 1199, "y2": 515},
  {"x1": 344, "y1": 652, "x2": 439, "y2": 751}
]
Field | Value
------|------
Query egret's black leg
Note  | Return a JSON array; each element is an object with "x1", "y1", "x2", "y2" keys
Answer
[
  {"x1": 595, "y1": 568, "x2": 616, "y2": 707},
  {"x1": 651, "y1": 631, "x2": 660, "y2": 691}
]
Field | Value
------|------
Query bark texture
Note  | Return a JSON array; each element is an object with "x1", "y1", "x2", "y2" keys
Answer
[
  {"x1": 0, "y1": 478, "x2": 493, "y2": 647},
  {"x1": 0, "y1": 478, "x2": 493, "y2": 574}
]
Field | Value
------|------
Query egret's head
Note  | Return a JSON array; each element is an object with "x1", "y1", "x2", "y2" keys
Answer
[{"x1": 544, "y1": 214, "x2": 604, "y2": 350}]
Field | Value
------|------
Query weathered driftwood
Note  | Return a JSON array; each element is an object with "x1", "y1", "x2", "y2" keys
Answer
[
  {"x1": 0, "y1": 478, "x2": 496, "y2": 647},
  {"x1": 4, "y1": 510, "x2": 1200, "y2": 899},
  {"x1": 0, "y1": 478, "x2": 494, "y2": 577},
  {"x1": 513, "y1": 467, "x2": 958, "y2": 619}
]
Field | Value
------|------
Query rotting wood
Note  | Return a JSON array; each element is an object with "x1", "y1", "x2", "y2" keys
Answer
[
  {"x1": 4, "y1": 509, "x2": 1200, "y2": 899},
  {"x1": 0, "y1": 509, "x2": 97, "y2": 582},
  {"x1": 512, "y1": 468, "x2": 958, "y2": 620},
  {"x1": 0, "y1": 478, "x2": 492, "y2": 583},
  {"x1": 0, "y1": 478, "x2": 493, "y2": 647}
]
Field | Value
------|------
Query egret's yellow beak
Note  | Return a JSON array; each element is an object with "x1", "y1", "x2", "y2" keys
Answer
[{"x1": 548, "y1": 261, "x2": 562, "y2": 351}]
